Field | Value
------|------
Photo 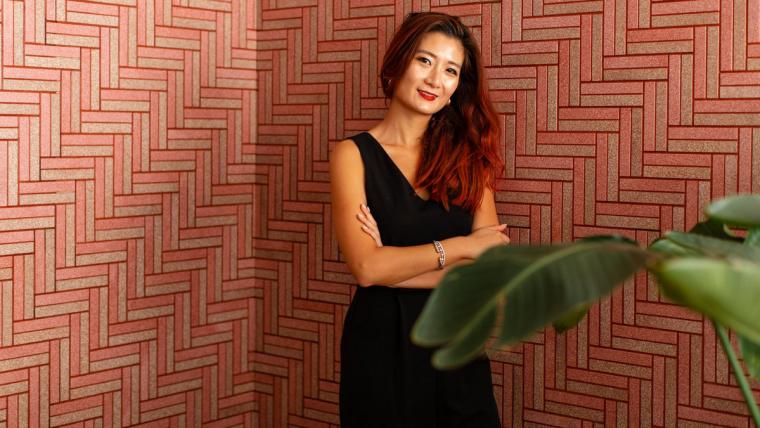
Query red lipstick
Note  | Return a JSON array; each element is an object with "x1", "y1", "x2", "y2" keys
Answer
[{"x1": 418, "y1": 90, "x2": 437, "y2": 101}]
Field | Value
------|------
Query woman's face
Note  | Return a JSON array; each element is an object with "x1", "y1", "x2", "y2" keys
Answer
[{"x1": 392, "y1": 31, "x2": 465, "y2": 117}]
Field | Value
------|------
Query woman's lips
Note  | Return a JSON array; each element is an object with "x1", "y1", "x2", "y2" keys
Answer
[{"x1": 417, "y1": 90, "x2": 437, "y2": 101}]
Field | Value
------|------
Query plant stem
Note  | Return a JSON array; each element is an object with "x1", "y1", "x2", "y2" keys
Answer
[{"x1": 713, "y1": 321, "x2": 760, "y2": 426}]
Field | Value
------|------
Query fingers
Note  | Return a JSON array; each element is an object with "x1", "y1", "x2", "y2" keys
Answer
[
  {"x1": 361, "y1": 224, "x2": 383, "y2": 247},
  {"x1": 488, "y1": 224, "x2": 510, "y2": 244},
  {"x1": 357, "y1": 204, "x2": 378, "y2": 230},
  {"x1": 357, "y1": 204, "x2": 383, "y2": 247},
  {"x1": 500, "y1": 225, "x2": 510, "y2": 244},
  {"x1": 360, "y1": 204, "x2": 378, "y2": 227}
]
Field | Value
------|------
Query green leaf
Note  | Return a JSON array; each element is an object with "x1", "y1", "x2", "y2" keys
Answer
[
  {"x1": 432, "y1": 307, "x2": 497, "y2": 370},
  {"x1": 412, "y1": 246, "x2": 555, "y2": 347},
  {"x1": 414, "y1": 238, "x2": 648, "y2": 369},
  {"x1": 707, "y1": 195, "x2": 760, "y2": 228},
  {"x1": 746, "y1": 228, "x2": 760, "y2": 249},
  {"x1": 580, "y1": 234, "x2": 638, "y2": 245},
  {"x1": 656, "y1": 258, "x2": 760, "y2": 345},
  {"x1": 649, "y1": 238, "x2": 700, "y2": 257},
  {"x1": 553, "y1": 304, "x2": 590, "y2": 334},
  {"x1": 739, "y1": 334, "x2": 760, "y2": 380},
  {"x1": 689, "y1": 219, "x2": 741, "y2": 241},
  {"x1": 666, "y1": 231, "x2": 760, "y2": 262},
  {"x1": 498, "y1": 240, "x2": 649, "y2": 346}
]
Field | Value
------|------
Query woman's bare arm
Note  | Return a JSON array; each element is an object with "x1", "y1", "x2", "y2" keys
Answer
[
  {"x1": 356, "y1": 186, "x2": 507, "y2": 289},
  {"x1": 330, "y1": 139, "x2": 507, "y2": 287}
]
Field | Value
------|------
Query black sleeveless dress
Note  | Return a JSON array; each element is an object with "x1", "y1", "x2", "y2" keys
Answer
[{"x1": 339, "y1": 132, "x2": 501, "y2": 428}]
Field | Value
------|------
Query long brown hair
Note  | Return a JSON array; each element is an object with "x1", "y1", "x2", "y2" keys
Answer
[{"x1": 380, "y1": 12, "x2": 503, "y2": 212}]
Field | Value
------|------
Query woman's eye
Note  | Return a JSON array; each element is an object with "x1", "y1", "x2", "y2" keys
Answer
[
  {"x1": 417, "y1": 57, "x2": 431, "y2": 65},
  {"x1": 447, "y1": 68, "x2": 458, "y2": 76}
]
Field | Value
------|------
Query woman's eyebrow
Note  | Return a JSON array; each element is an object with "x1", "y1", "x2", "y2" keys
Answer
[{"x1": 415, "y1": 49, "x2": 462, "y2": 68}]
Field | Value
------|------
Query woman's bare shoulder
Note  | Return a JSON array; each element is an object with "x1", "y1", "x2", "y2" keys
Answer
[
  {"x1": 330, "y1": 137, "x2": 366, "y2": 209},
  {"x1": 333, "y1": 137, "x2": 359, "y2": 154},
  {"x1": 331, "y1": 138, "x2": 361, "y2": 166}
]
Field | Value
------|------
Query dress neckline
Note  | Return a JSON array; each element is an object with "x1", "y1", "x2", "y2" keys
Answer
[{"x1": 364, "y1": 131, "x2": 430, "y2": 203}]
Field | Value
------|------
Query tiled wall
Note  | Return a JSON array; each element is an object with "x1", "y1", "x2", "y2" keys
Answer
[
  {"x1": 0, "y1": 1, "x2": 257, "y2": 426},
  {"x1": 252, "y1": 0, "x2": 760, "y2": 427}
]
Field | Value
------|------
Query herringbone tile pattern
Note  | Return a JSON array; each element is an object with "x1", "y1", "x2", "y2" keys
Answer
[
  {"x1": 253, "y1": 0, "x2": 760, "y2": 427},
  {"x1": 0, "y1": 0, "x2": 257, "y2": 426}
]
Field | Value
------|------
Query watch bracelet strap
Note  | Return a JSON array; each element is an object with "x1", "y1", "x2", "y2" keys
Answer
[{"x1": 432, "y1": 240, "x2": 445, "y2": 269}]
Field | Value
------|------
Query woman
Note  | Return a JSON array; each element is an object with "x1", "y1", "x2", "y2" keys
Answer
[{"x1": 329, "y1": 12, "x2": 509, "y2": 428}]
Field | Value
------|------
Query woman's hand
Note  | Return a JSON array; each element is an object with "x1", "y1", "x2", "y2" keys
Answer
[
  {"x1": 466, "y1": 224, "x2": 510, "y2": 258},
  {"x1": 357, "y1": 204, "x2": 383, "y2": 247}
]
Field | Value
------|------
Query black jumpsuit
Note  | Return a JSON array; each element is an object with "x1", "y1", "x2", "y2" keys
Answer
[{"x1": 338, "y1": 131, "x2": 501, "y2": 428}]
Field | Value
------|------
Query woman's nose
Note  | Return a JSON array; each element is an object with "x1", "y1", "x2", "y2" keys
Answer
[{"x1": 424, "y1": 68, "x2": 442, "y2": 87}]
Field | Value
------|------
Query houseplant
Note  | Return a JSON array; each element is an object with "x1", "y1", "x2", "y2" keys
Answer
[{"x1": 411, "y1": 194, "x2": 760, "y2": 424}]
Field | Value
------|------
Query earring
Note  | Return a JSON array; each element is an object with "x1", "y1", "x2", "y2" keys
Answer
[{"x1": 447, "y1": 99, "x2": 451, "y2": 105}]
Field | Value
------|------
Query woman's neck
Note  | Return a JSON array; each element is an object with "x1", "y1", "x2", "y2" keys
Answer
[{"x1": 370, "y1": 99, "x2": 431, "y2": 148}]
